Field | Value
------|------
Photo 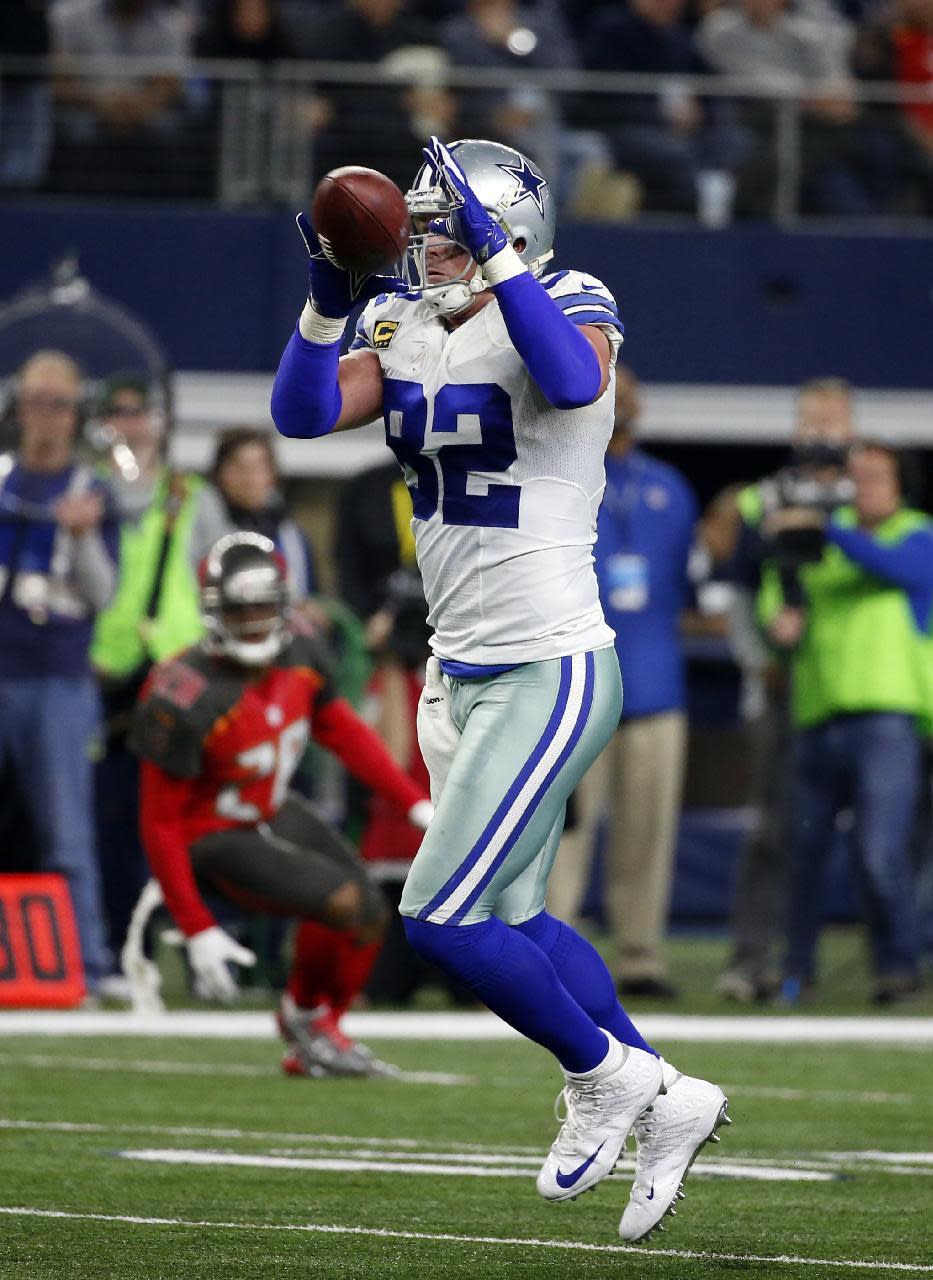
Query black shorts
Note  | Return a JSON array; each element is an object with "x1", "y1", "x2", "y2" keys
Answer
[{"x1": 189, "y1": 794, "x2": 382, "y2": 924}]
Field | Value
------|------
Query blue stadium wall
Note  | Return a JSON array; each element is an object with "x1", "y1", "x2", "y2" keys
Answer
[{"x1": 1, "y1": 203, "x2": 931, "y2": 386}]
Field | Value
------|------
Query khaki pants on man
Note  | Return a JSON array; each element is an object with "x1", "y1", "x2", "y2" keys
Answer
[{"x1": 547, "y1": 710, "x2": 687, "y2": 984}]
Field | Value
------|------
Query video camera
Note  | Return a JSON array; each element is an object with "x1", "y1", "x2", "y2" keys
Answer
[{"x1": 754, "y1": 440, "x2": 855, "y2": 603}]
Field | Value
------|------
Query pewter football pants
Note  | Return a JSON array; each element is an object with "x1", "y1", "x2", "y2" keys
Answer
[{"x1": 400, "y1": 647, "x2": 622, "y2": 926}]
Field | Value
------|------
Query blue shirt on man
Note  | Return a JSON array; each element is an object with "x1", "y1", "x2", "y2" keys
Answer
[
  {"x1": 0, "y1": 461, "x2": 119, "y2": 678},
  {"x1": 596, "y1": 447, "x2": 698, "y2": 719}
]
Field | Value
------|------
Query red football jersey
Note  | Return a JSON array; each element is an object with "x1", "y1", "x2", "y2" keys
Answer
[
  {"x1": 132, "y1": 634, "x2": 332, "y2": 844},
  {"x1": 130, "y1": 632, "x2": 428, "y2": 936}
]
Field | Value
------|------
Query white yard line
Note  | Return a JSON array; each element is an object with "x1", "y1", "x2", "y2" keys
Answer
[
  {"x1": 5, "y1": 1117, "x2": 931, "y2": 1180},
  {"x1": 0, "y1": 1117, "x2": 536, "y2": 1152},
  {"x1": 0, "y1": 1206, "x2": 930, "y2": 1273},
  {"x1": 115, "y1": 1147, "x2": 837, "y2": 1183},
  {"x1": 720, "y1": 1085, "x2": 914, "y2": 1105},
  {"x1": 0, "y1": 1050, "x2": 918, "y2": 1106},
  {"x1": 0, "y1": 1052, "x2": 471, "y2": 1086},
  {"x1": 835, "y1": 1152, "x2": 933, "y2": 1166},
  {"x1": 1, "y1": 1009, "x2": 932, "y2": 1043},
  {"x1": 120, "y1": 1149, "x2": 539, "y2": 1179}
]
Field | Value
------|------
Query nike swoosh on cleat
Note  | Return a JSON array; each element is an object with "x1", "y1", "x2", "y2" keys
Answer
[
  {"x1": 555, "y1": 1142, "x2": 606, "y2": 1189},
  {"x1": 646, "y1": 1180, "x2": 656, "y2": 1201}
]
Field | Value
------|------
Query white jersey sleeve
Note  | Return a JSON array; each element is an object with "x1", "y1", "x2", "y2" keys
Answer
[
  {"x1": 349, "y1": 290, "x2": 422, "y2": 353},
  {"x1": 539, "y1": 269, "x2": 624, "y2": 359}
]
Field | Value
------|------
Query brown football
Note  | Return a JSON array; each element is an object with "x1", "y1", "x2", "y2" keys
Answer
[{"x1": 310, "y1": 166, "x2": 411, "y2": 276}]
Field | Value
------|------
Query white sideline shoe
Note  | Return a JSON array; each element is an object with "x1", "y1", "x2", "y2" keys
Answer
[
  {"x1": 618, "y1": 1073, "x2": 731, "y2": 1243},
  {"x1": 537, "y1": 1037, "x2": 663, "y2": 1203}
]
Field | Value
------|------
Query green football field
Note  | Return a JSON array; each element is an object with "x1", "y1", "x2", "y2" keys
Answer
[{"x1": 1, "y1": 1021, "x2": 932, "y2": 1279}]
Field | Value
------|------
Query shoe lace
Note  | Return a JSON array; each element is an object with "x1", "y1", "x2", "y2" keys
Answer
[{"x1": 552, "y1": 1077, "x2": 627, "y2": 1147}]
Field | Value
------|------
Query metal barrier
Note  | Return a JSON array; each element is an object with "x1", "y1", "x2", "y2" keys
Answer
[{"x1": 0, "y1": 55, "x2": 930, "y2": 223}]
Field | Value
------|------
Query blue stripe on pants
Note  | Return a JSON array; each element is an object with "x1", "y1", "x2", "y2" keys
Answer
[
  {"x1": 445, "y1": 651, "x2": 596, "y2": 924},
  {"x1": 417, "y1": 655, "x2": 573, "y2": 923}
]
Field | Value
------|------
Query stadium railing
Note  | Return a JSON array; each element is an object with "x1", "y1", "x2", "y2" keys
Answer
[{"x1": 0, "y1": 55, "x2": 929, "y2": 222}]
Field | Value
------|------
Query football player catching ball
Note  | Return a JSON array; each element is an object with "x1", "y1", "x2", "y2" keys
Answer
[{"x1": 271, "y1": 138, "x2": 730, "y2": 1241}]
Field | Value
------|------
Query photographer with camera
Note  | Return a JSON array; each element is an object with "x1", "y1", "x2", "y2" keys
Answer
[
  {"x1": 762, "y1": 442, "x2": 933, "y2": 1004},
  {"x1": 716, "y1": 378, "x2": 857, "y2": 1001}
]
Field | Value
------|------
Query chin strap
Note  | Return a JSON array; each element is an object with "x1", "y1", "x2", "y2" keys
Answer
[
  {"x1": 421, "y1": 247, "x2": 553, "y2": 316},
  {"x1": 420, "y1": 278, "x2": 480, "y2": 317}
]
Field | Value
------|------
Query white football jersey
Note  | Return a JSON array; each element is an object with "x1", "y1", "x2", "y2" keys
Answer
[{"x1": 351, "y1": 269, "x2": 623, "y2": 665}]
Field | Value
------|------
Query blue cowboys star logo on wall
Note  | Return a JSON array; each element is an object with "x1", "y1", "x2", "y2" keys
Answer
[{"x1": 497, "y1": 156, "x2": 548, "y2": 216}]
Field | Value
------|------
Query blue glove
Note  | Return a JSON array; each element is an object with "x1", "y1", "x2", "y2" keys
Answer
[
  {"x1": 422, "y1": 136, "x2": 509, "y2": 266},
  {"x1": 296, "y1": 213, "x2": 406, "y2": 318}
]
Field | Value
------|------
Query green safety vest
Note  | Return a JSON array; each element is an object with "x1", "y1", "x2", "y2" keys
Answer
[
  {"x1": 758, "y1": 506, "x2": 933, "y2": 729},
  {"x1": 92, "y1": 472, "x2": 206, "y2": 677}
]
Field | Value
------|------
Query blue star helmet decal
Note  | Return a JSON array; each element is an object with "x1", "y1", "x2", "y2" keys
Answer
[{"x1": 497, "y1": 156, "x2": 548, "y2": 218}]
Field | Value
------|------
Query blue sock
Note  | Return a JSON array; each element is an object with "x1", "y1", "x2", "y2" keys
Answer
[
  {"x1": 516, "y1": 911, "x2": 657, "y2": 1056},
  {"x1": 403, "y1": 915, "x2": 610, "y2": 1073}
]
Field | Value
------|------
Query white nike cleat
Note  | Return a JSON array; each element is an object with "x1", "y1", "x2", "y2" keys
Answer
[
  {"x1": 618, "y1": 1073, "x2": 731, "y2": 1243},
  {"x1": 537, "y1": 1036, "x2": 663, "y2": 1203}
]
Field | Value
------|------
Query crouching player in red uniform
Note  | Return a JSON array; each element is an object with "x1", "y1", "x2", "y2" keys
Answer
[{"x1": 129, "y1": 531, "x2": 433, "y2": 1076}]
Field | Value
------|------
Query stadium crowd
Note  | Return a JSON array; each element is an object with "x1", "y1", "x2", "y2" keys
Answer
[
  {"x1": 0, "y1": 348, "x2": 930, "y2": 1022},
  {"x1": 1, "y1": 0, "x2": 931, "y2": 216}
]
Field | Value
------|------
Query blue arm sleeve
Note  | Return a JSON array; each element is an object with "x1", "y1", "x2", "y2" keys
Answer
[
  {"x1": 270, "y1": 326, "x2": 343, "y2": 440},
  {"x1": 826, "y1": 524, "x2": 933, "y2": 592},
  {"x1": 491, "y1": 273, "x2": 603, "y2": 410}
]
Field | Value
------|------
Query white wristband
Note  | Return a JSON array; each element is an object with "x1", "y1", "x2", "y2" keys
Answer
[
  {"x1": 482, "y1": 243, "x2": 527, "y2": 287},
  {"x1": 299, "y1": 300, "x2": 347, "y2": 344}
]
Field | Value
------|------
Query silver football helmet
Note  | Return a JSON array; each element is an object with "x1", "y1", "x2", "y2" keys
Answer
[
  {"x1": 404, "y1": 139, "x2": 556, "y2": 316},
  {"x1": 200, "y1": 531, "x2": 290, "y2": 667}
]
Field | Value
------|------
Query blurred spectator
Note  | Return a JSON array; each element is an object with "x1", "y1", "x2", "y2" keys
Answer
[
  {"x1": 853, "y1": 0, "x2": 933, "y2": 214},
  {"x1": 207, "y1": 426, "x2": 317, "y2": 601},
  {"x1": 0, "y1": 0, "x2": 52, "y2": 190},
  {"x1": 890, "y1": 0, "x2": 933, "y2": 165},
  {"x1": 576, "y1": 0, "x2": 752, "y2": 220},
  {"x1": 547, "y1": 365, "x2": 699, "y2": 998},
  {"x1": 196, "y1": 0, "x2": 291, "y2": 58},
  {"x1": 300, "y1": 0, "x2": 456, "y2": 190},
  {"x1": 698, "y1": 0, "x2": 896, "y2": 215},
  {"x1": 762, "y1": 442, "x2": 933, "y2": 1004},
  {"x1": 48, "y1": 0, "x2": 195, "y2": 197},
  {"x1": 90, "y1": 375, "x2": 226, "y2": 991},
  {"x1": 439, "y1": 0, "x2": 618, "y2": 214},
  {"x1": 335, "y1": 460, "x2": 417, "y2": 639},
  {"x1": 715, "y1": 378, "x2": 857, "y2": 1001},
  {"x1": 0, "y1": 350, "x2": 118, "y2": 995},
  {"x1": 195, "y1": 0, "x2": 301, "y2": 201}
]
